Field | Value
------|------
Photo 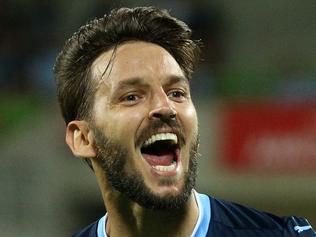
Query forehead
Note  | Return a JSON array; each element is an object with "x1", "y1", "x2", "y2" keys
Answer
[{"x1": 91, "y1": 41, "x2": 185, "y2": 88}]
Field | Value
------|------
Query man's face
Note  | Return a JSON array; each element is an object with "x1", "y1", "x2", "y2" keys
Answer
[{"x1": 90, "y1": 41, "x2": 199, "y2": 209}]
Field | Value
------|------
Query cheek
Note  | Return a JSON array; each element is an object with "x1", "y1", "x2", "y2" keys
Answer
[
  {"x1": 95, "y1": 105, "x2": 146, "y2": 144},
  {"x1": 183, "y1": 104, "x2": 198, "y2": 133}
]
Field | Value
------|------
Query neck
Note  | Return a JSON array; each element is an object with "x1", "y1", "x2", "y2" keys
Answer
[
  {"x1": 104, "y1": 191, "x2": 199, "y2": 237},
  {"x1": 92, "y1": 160, "x2": 199, "y2": 237}
]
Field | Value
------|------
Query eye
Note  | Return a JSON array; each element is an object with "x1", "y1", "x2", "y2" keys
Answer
[
  {"x1": 120, "y1": 93, "x2": 142, "y2": 105},
  {"x1": 168, "y1": 90, "x2": 187, "y2": 102},
  {"x1": 124, "y1": 94, "x2": 138, "y2": 101},
  {"x1": 170, "y1": 91, "x2": 184, "y2": 98}
]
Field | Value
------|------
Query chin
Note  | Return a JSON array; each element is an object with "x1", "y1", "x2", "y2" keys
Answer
[{"x1": 152, "y1": 185, "x2": 184, "y2": 198}]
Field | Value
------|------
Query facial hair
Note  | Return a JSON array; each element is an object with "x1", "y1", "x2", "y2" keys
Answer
[{"x1": 92, "y1": 120, "x2": 199, "y2": 210}]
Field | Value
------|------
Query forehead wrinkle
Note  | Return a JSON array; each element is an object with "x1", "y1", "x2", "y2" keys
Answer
[
  {"x1": 91, "y1": 45, "x2": 118, "y2": 90},
  {"x1": 92, "y1": 41, "x2": 187, "y2": 96}
]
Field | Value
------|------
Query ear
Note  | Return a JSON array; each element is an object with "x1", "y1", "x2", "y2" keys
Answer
[{"x1": 65, "y1": 120, "x2": 96, "y2": 158}]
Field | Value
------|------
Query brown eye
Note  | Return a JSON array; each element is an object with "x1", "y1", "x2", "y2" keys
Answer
[
  {"x1": 124, "y1": 94, "x2": 138, "y2": 101},
  {"x1": 168, "y1": 90, "x2": 186, "y2": 102},
  {"x1": 120, "y1": 93, "x2": 143, "y2": 106},
  {"x1": 170, "y1": 91, "x2": 184, "y2": 98}
]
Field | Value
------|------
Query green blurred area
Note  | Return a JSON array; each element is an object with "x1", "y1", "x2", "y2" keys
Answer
[
  {"x1": 0, "y1": 94, "x2": 42, "y2": 136},
  {"x1": 219, "y1": 70, "x2": 276, "y2": 98}
]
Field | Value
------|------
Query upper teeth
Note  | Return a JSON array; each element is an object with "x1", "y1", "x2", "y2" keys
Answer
[{"x1": 143, "y1": 133, "x2": 177, "y2": 147}]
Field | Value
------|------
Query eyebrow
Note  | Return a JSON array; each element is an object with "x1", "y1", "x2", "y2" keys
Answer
[
  {"x1": 163, "y1": 75, "x2": 189, "y2": 88},
  {"x1": 113, "y1": 75, "x2": 189, "y2": 92},
  {"x1": 114, "y1": 77, "x2": 149, "y2": 90}
]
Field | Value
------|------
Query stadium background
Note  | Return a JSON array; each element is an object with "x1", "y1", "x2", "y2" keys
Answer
[{"x1": 0, "y1": 0, "x2": 315, "y2": 236}]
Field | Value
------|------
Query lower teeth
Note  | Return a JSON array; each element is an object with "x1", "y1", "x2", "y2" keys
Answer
[{"x1": 152, "y1": 161, "x2": 176, "y2": 172}]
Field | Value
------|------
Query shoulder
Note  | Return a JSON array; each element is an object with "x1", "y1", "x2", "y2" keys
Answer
[
  {"x1": 70, "y1": 220, "x2": 99, "y2": 237},
  {"x1": 283, "y1": 216, "x2": 316, "y2": 237},
  {"x1": 210, "y1": 197, "x2": 285, "y2": 230},
  {"x1": 208, "y1": 196, "x2": 316, "y2": 237}
]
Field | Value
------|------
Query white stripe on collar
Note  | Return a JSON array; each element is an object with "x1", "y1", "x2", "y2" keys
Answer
[
  {"x1": 191, "y1": 190, "x2": 211, "y2": 237},
  {"x1": 97, "y1": 190, "x2": 211, "y2": 237}
]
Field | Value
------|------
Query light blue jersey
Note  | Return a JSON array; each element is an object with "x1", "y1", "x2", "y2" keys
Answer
[
  {"x1": 97, "y1": 191, "x2": 211, "y2": 237},
  {"x1": 71, "y1": 194, "x2": 315, "y2": 237}
]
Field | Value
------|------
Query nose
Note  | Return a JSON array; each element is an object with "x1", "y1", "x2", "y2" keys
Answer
[{"x1": 148, "y1": 92, "x2": 177, "y2": 122}]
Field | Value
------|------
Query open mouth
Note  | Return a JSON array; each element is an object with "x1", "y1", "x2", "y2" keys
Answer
[{"x1": 140, "y1": 133, "x2": 179, "y2": 173}]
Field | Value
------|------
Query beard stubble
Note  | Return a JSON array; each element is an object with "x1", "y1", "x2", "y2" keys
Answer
[{"x1": 92, "y1": 120, "x2": 199, "y2": 210}]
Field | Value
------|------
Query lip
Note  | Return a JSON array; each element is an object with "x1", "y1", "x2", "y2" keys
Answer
[{"x1": 136, "y1": 127, "x2": 181, "y2": 149}]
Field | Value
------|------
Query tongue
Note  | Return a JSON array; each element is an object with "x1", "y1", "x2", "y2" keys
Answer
[{"x1": 142, "y1": 152, "x2": 174, "y2": 166}]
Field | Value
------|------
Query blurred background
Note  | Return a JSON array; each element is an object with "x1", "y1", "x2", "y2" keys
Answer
[{"x1": 1, "y1": 0, "x2": 315, "y2": 236}]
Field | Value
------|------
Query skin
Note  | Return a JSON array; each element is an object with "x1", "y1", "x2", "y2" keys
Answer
[{"x1": 66, "y1": 41, "x2": 199, "y2": 237}]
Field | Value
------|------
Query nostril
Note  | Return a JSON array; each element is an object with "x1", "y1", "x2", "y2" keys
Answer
[
  {"x1": 151, "y1": 111, "x2": 176, "y2": 122},
  {"x1": 169, "y1": 113, "x2": 176, "y2": 120},
  {"x1": 152, "y1": 113, "x2": 162, "y2": 119},
  {"x1": 149, "y1": 106, "x2": 177, "y2": 121}
]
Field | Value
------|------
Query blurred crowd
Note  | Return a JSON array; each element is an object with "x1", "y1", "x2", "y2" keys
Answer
[
  {"x1": 0, "y1": 0, "x2": 225, "y2": 98},
  {"x1": 1, "y1": 0, "x2": 315, "y2": 106}
]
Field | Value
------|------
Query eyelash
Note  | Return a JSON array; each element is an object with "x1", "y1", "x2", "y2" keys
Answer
[
  {"x1": 168, "y1": 89, "x2": 187, "y2": 101},
  {"x1": 169, "y1": 90, "x2": 185, "y2": 97},
  {"x1": 119, "y1": 88, "x2": 188, "y2": 105},
  {"x1": 120, "y1": 93, "x2": 142, "y2": 105},
  {"x1": 124, "y1": 94, "x2": 138, "y2": 101}
]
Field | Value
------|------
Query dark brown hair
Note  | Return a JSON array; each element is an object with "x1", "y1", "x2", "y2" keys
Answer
[{"x1": 54, "y1": 6, "x2": 201, "y2": 124}]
